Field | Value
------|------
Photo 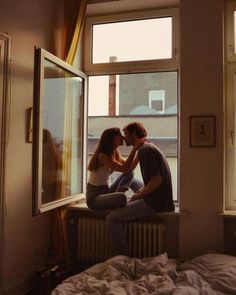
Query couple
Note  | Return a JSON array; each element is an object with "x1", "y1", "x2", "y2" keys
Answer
[{"x1": 86, "y1": 121, "x2": 174, "y2": 256}]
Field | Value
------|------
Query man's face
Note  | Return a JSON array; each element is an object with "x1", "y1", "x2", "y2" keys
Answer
[{"x1": 123, "y1": 129, "x2": 134, "y2": 146}]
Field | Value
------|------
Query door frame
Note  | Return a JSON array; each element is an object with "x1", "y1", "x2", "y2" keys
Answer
[{"x1": 0, "y1": 32, "x2": 11, "y2": 288}]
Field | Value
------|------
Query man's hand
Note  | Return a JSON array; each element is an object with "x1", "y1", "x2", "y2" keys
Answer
[
  {"x1": 129, "y1": 175, "x2": 162, "y2": 203},
  {"x1": 129, "y1": 193, "x2": 142, "y2": 202}
]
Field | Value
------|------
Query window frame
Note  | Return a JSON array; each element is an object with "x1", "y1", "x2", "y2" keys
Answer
[
  {"x1": 32, "y1": 48, "x2": 87, "y2": 215},
  {"x1": 225, "y1": 1, "x2": 236, "y2": 62},
  {"x1": 84, "y1": 8, "x2": 179, "y2": 203},
  {"x1": 225, "y1": 1, "x2": 236, "y2": 211},
  {"x1": 84, "y1": 8, "x2": 179, "y2": 75}
]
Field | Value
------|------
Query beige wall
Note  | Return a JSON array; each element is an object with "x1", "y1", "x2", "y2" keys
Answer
[
  {"x1": 0, "y1": 0, "x2": 227, "y2": 292},
  {"x1": 179, "y1": 0, "x2": 224, "y2": 259},
  {"x1": 0, "y1": 0, "x2": 64, "y2": 291}
]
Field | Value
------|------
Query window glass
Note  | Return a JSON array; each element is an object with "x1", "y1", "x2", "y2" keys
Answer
[
  {"x1": 92, "y1": 17, "x2": 172, "y2": 63},
  {"x1": 88, "y1": 72, "x2": 178, "y2": 201},
  {"x1": 88, "y1": 72, "x2": 177, "y2": 116},
  {"x1": 42, "y1": 59, "x2": 84, "y2": 204}
]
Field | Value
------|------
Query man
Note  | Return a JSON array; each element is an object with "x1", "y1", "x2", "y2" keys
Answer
[{"x1": 106, "y1": 121, "x2": 175, "y2": 256}]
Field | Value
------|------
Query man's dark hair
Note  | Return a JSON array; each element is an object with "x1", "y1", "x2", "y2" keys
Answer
[{"x1": 123, "y1": 122, "x2": 147, "y2": 138}]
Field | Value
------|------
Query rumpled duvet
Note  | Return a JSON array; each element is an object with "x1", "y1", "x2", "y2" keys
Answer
[{"x1": 51, "y1": 253, "x2": 236, "y2": 295}]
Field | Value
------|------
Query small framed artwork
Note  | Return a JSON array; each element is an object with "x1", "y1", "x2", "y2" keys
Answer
[{"x1": 190, "y1": 115, "x2": 216, "y2": 147}]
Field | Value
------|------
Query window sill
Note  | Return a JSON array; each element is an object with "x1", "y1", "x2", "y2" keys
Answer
[
  {"x1": 68, "y1": 199, "x2": 185, "y2": 216},
  {"x1": 218, "y1": 211, "x2": 236, "y2": 218}
]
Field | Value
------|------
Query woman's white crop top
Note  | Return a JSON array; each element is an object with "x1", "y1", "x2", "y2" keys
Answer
[{"x1": 88, "y1": 165, "x2": 110, "y2": 186}]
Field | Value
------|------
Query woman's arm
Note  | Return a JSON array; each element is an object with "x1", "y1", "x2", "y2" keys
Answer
[
  {"x1": 99, "y1": 148, "x2": 137, "y2": 173},
  {"x1": 99, "y1": 139, "x2": 145, "y2": 172}
]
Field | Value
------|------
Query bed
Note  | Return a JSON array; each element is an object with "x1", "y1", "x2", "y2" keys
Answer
[{"x1": 51, "y1": 253, "x2": 236, "y2": 294}]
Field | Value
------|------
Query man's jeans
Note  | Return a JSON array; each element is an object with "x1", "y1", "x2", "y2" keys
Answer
[{"x1": 106, "y1": 198, "x2": 157, "y2": 256}]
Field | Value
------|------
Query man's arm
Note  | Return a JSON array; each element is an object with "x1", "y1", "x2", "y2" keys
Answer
[{"x1": 129, "y1": 174, "x2": 162, "y2": 202}]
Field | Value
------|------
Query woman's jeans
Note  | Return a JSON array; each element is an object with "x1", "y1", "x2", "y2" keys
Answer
[{"x1": 86, "y1": 171, "x2": 143, "y2": 211}]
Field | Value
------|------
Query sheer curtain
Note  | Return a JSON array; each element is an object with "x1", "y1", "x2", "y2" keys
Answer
[{"x1": 49, "y1": 0, "x2": 87, "y2": 269}]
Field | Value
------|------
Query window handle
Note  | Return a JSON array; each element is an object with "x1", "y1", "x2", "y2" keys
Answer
[{"x1": 230, "y1": 131, "x2": 235, "y2": 145}]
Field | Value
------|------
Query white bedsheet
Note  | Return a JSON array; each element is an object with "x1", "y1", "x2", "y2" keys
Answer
[{"x1": 51, "y1": 253, "x2": 236, "y2": 295}]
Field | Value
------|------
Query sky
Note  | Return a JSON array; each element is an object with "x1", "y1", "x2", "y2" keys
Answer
[{"x1": 88, "y1": 17, "x2": 172, "y2": 116}]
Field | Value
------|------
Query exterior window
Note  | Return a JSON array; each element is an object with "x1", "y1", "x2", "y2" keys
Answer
[
  {"x1": 85, "y1": 9, "x2": 179, "y2": 202},
  {"x1": 148, "y1": 90, "x2": 165, "y2": 114}
]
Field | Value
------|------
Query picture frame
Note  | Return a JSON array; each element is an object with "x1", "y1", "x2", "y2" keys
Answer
[{"x1": 190, "y1": 115, "x2": 216, "y2": 147}]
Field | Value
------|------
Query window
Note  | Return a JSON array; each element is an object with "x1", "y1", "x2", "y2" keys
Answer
[
  {"x1": 84, "y1": 8, "x2": 179, "y2": 74},
  {"x1": 32, "y1": 48, "x2": 87, "y2": 214},
  {"x1": 92, "y1": 17, "x2": 172, "y2": 63},
  {"x1": 225, "y1": 1, "x2": 236, "y2": 210},
  {"x1": 85, "y1": 9, "x2": 179, "y2": 202}
]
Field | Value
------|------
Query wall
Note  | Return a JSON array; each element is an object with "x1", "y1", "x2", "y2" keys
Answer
[
  {"x1": 0, "y1": 0, "x2": 64, "y2": 292},
  {"x1": 179, "y1": 0, "x2": 224, "y2": 259},
  {"x1": 119, "y1": 72, "x2": 177, "y2": 115},
  {"x1": 0, "y1": 0, "x2": 227, "y2": 292}
]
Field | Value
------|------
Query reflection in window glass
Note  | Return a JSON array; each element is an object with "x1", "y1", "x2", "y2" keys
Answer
[
  {"x1": 92, "y1": 17, "x2": 172, "y2": 63},
  {"x1": 42, "y1": 59, "x2": 83, "y2": 204},
  {"x1": 88, "y1": 72, "x2": 178, "y2": 200}
]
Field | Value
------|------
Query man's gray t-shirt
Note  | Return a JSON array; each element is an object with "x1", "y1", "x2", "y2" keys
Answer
[{"x1": 138, "y1": 141, "x2": 174, "y2": 212}]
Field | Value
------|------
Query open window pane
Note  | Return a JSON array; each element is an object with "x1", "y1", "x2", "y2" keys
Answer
[
  {"x1": 87, "y1": 72, "x2": 178, "y2": 201},
  {"x1": 92, "y1": 17, "x2": 172, "y2": 64},
  {"x1": 33, "y1": 48, "x2": 86, "y2": 215},
  {"x1": 42, "y1": 60, "x2": 84, "y2": 203}
]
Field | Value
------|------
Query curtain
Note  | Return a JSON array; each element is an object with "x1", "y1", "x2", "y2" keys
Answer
[
  {"x1": 48, "y1": 0, "x2": 87, "y2": 270},
  {"x1": 63, "y1": 0, "x2": 87, "y2": 64}
]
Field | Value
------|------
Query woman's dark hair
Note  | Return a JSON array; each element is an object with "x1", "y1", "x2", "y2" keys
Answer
[
  {"x1": 123, "y1": 121, "x2": 147, "y2": 139},
  {"x1": 88, "y1": 127, "x2": 122, "y2": 171}
]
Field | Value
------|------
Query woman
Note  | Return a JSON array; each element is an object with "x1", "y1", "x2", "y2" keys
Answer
[{"x1": 86, "y1": 127, "x2": 143, "y2": 211}]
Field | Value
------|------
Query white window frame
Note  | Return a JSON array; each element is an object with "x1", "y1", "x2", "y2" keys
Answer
[
  {"x1": 84, "y1": 8, "x2": 179, "y2": 202},
  {"x1": 84, "y1": 8, "x2": 179, "y2": 75},
  {"x1": 225, "y1": 1, "x2": 236, "y2": 62},
  {"x1": 225, "y1": 1, "x2": 236, "y2": 210}
]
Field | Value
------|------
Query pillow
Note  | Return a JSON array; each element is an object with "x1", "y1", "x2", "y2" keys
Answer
[{"x1": 178, "y1": 253, "x2": 236, "y2": 294}]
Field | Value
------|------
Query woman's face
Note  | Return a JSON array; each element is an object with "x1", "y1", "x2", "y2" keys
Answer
[{"x1": 113, "y1": 132, "x2": 124, "y2": 148}]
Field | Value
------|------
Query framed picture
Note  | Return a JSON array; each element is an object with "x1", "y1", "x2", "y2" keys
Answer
[{"x1": 190, "y1": 115, "x2": 216, "y2": 147}]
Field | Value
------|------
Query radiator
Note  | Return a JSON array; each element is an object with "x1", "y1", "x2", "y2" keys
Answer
[{"x1": 77, "y1": 217, "x2": 165, "y2": 262}]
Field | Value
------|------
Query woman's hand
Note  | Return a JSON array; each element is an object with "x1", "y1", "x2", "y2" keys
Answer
[{"x1": 133, "y1": 138, "x2": 146, "y2": 151}]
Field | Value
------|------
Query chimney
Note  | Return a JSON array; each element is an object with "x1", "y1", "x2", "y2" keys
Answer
[{"x1": 108, "y1": 56, "x2": 117, "y2": 116}]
